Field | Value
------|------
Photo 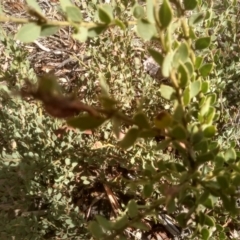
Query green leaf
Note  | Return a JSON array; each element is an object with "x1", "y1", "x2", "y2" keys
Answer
[
  {"x1": 166, "y1": 198, "x2": 176, "y2": 213},
  {"x1": 98, "y1": 5, "x2": 113, "y2": 24},
  {"x1": 183, "y1": 87, "x2": 190, "y2": 106},
  {"x1": 185, "y1": 61, "x2": 194, "y2": 76},
  {"x1": 148, "y1": 49, "x2": 163, "y2": 66},
  {"x1": 113, "y1": 215, "x2": 128, "y2": 230},
  {"x1": 26, "y1": 0, "x2": 42, "y2": 13},
  {"x1": 100, "y1": 96, "x2": 117, "y2": 110},
  {"x1": 146, "y1": 0, "x2": 155, "y2": 23},
  {"x1": 225, "y1": 148, "x2": 236, "y2": 162},
  {"x1": 196, "y1": 151, "x2": 214, "y2": 164},
  {"x1": 88, "y1": 221, "x2": 103, "y2": 238},
  {"x1": 221, "y1": 195, "x2": 237, "y2": 214},
  {"x1": 200, "y1": 97, "x2": 211, "y2": 117},
  {"x1": 40, "y1": 25, "x2": 59, "y2": 37},
  {"x1": 72, "y1": 27, "x2": 88, "y2": 42},
  {"x1": 143, "y1": 183, "x2": 153, "y2": 197},
  {"x1": 201, "y1": 81, "x2": 209, "y2": 93},
  {"x1": 127, "y1": 200, "x2": 138, "y2": 218},
  {"x1": 99, "y1": 73, "x2": 109, "y2": 96},
  {"x1": 176, "y1": 213, "x2": 188, "y2": 228},
  {"x1": 203, "y1": 125, "x2": 216, "y2": 138},
  {"x1": 88, "y1": 26, "x2": 107, "y2": 38},
  {"x1": 159, "y1": 0, "x2": 172, "y2": 28},
  {"x1": 160, "y1": 84, "x2": 176, "y2": 100},
  {"x1": 217, "y1": 175, "x2": 229, "y2": 189},
  {"x1": 209, "y1": 94, "x2": 216, "y2": 105},
  {"x1": 130, "y1": 221, "x2": 150, "y2": 231},
  {"x1": 162, "y1": 51, "x2": 174, "y2": 77},
  {"x1": 190, "y1": 80, "x2": 201, "y2": 98},
  {"x1": 155, "y1": 139, "x2": 172, "y2": 150},
  {"x1": 133, "y1": 5, "x2": 144, "y2": 19},
  {"x1": 201, "y1": 228, "x2": 210, "y2": 240},
  {"x1": 112, "y1": 117, "x2": 121, "y2": 139},
  {"x1": 139, "y1": 129, "x2": 157, "y2": 139},
  {"x1": 189, "y1": 12, "x2": 205, "y2": 26},
  {"x1": 95, "y1": 215, "x2": 112, "y2": 231},
  {"x1": 66, "y1": 6, "x2": 82, "y2": 22},
  {"x1": 195, "y1": 37, "x2": 211, "y2": 50},
  {"x1": 199, "y1": 63, "x2": 213, "y2": 77},
  {"x1": 59, "y1": 0, "x2": 73, "y2": 11},
  {"x1": 183, "y1": 0, "x2": 198, "y2": 10},
  {"x1": 16, "y1": 23, "x2": 41, "y2": 43},
  {"x1": 198, "y1": 191, "x2": 209, "y2": 204},
  {"x1": 67, "y1": 114, "x2": 106, "y2": 131},
  {"x1": 232, "y1": 174, "x2": 240, "y2": 186},
  {"x1": 0, "y1": 4, "x2": 3, "y2": 14},
  {"x1": 114, "y1": 19, "x2": 126, "y2": 30},
  {"x1": 178, "y1": 63, "x2": 189, "y2": 88},
  {"x1": 37, "y1": 73, "x2": 62, "y2": 96},
  {"x1": 205, "y1": 107, "x2": 215, "y2": 124},
  {"x1": 170, "y1": 124, "x2": 187, "y2": 140},
  {"x1": 133, "y1": 112, "x2": 150, "y2": 129},
  {"x1": 119, "y1": 127, "x2": 139, "y2": 149},
  {"x1": 194, "y1": 139, "x2": 208, "y2": 152},
  {"x1": 173, "y1": 104, "x2": 184, "y2": 122},
  {"x1": 173, "y1": 42, "x2": 189, "y2": 68},
  {"x1": 195, "y1": 56, "x2": 203, "y2": 69},
  {"x1": 137, "y1": 19, "x2": 156, "y2": 40}
]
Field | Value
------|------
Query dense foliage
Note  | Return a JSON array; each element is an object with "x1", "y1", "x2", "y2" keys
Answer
[{"x1": 0, "y1": 0, "x2": 240, "y2": 239}]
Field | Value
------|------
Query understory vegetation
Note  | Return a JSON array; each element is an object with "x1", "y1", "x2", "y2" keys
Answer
[{"x1": 0, "y1": 0, "x2": 240, "y2": 239}]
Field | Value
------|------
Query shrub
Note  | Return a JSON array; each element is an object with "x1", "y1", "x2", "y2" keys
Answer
[{"x1": 0, "y1": 0, "x2": 240, "y2": 239}]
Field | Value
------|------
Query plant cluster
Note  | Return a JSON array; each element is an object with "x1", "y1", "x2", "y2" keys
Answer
[{"x1": 0, "y1": 0, "x2": 240, "y2": 239}]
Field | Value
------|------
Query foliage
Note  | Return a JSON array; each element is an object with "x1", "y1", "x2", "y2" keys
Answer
[{"x1": 0, "y1": 0, "x2": 240, "y2": 239}]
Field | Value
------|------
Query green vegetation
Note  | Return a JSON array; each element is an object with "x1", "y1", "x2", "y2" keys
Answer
[{"x1": 0, "y1": 0, "x2": 240, "y2": 239}]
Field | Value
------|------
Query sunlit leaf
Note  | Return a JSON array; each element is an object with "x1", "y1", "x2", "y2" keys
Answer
[
  {"x1": 73, "y1": 27, "x2": 88, "y2": 42},
  {"x1": 26, "y1": 0, "x2": 42, "y2": 13},
  {"x1": 189, "y1": 12, "x2": 205, "y2": 26},
  {"x1": 66, "y1": 6, "x2": 82, "y2": 22},
  {"x1": 16, "y1": 23, "x2": 41, "y2": 43},
  {"x1": 59, "y1": 0, "x2": 73, "y2": 11},
  {"x1": 173, "y1": 42, "x2": 189, "y2": 68},
  {"x1": 190, "y1": 80, "x2": 201, "y2": 98},
  {"x1": 162, "y1": 51, "x2": 174, "y2": 77},
  {"x1": 41, "y1": 25, "x2": 59, "y2": 37},
  {"x1": 203, "y1": 125, "x2": 216, "y2": 138},
  {"x1": 183, "y1": 87, "x2": 190, "y2": 106},
  {"x1": 133, "y1": 5, "x2": 144, "y2": 19},
  {"x1": 146, "y1": 0, "x2": 155, "y2": 23},
  {"x1": 137, "y1": 19, "x2": 156, "y2": 40}
]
